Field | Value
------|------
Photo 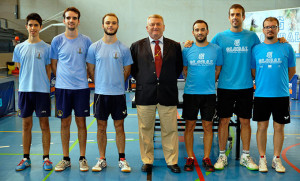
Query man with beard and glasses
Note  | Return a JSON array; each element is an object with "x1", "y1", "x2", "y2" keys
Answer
[
  {"x1": 182, "y1": 20, "x2": 223, "y2": 172},
  {"x1": 51, "y1": 7, "x2": 92, "y2": 172},
  {"x1": 251, "y1": 17, "x2": 295, "y2": 173},
  {"x1": 87, "y1": 13, "x2": 133, "y2": 173}
]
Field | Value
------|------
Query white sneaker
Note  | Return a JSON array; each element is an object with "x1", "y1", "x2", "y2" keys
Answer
[
  {"x1": 272, "y1": 157, "x2": 285, "y2": 173},
  {"x1": 214, "y1": 155, "x2": 228, "y2": 170},
  {"x1": 92, "y1": 158, "x2": 107, "y2": 172},
  {"x1": 79, "y1": 158, "x2": 89, "y2": 172},
  {"x1": 240, "y1": 154, "x2": 258, "y2": 171},
  {"x1": 259, "y1": 156, "x2": 268, "y2": 172},
  {"x1": 55, "y1": 160, "x2": 71, "y2": 172},
  {"x1": 119, "y1": 158, "x2": 131, "y2": 172}
]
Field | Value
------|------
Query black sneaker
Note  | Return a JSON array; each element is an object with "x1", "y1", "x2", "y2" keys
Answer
[
  {"x1": 202, "y1": 158, "x2": 215, "y2": 172},
  {"x1": 184, "y1": 157, "x2": 194, "y2": 171}
]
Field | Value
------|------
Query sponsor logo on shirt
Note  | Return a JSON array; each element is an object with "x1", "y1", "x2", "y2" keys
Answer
[
  {"x1": 189, "y1": 53, "x2": 214, "y2": 66},
  {"x1": 226, "y1": 39, "x2": 248, "y2": 53},
  {"x1": 258, "y1": 51, "x2": 282, "y2": 66},
  {"x1": 78, "y1": 48, "x2": 82, "y2": 54},
  {"x1": 36, "y1": 52, "x2": 41, "y2": 59},
  {"x1": 113, "y1": 51, "x2": 120, "y2": 59}
]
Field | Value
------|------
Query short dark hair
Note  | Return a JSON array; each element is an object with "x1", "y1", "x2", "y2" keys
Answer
[
  {"x1": 63, "y1": 7, "x2": 80, "y2": 19},
  {"x1": 102, "y1": 13, "x2": 119, "y2": 24},
  {"x1": 192, "y1": 20, "x2": 208, "y2": 31},
  {"x1": 26, "y1": 13, "x2": 42, "y2": 26},
  {"x1": 263, "y1": 17, "x2": 279, "y2": 27},
  {"x1": 229, "y1": 4, "x2": 245, "y2": 17}
]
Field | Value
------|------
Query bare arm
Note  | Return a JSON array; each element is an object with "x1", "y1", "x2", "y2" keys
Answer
[
  {"x1": 215, "y1": 66, "x2": 222, "y2": 82},
  {"x1": 251, "y1": 69, "x2": 256, "y2": 79},
  {"x1": 87, "y1": 63, "x2": 95, "y2": 83},
  {"x1": 46, "y1": 64, "x2": 51, "y2": 81},
  {"x1": 183, "y1": 66, "x2": 187, "y2": 78},
  {"x1": 51, "y1": 59, "x2": 58, "y2": 76},
  {"x1": 124, "y1": 65, "x2": 131, "y2": 81},
  {"x1": 289, "y1": 67, "x2": 296, "y2": 81}
]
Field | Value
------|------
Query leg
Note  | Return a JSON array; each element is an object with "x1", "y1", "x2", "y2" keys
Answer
[
  {"x1": 273, "y1": 122, "x2": 285, "y2": 156},
  {"x1": 136, "y1": 105, "x2": 156, "y2": 164},
  {"x1": 75, "y1": 116, "x2": 87, "y2": 157},
  {"x1": 97, "y1": 120, "x2": 108, "y2": 158},
  {"x1": 218, "y1": 117, "x2": 230, "y2": 151},
  {"x1": 202, "y1": 120, "x2": 213, "y2": 159},
  {"x1": 22, "y1": 117, "x2": 33, "y2": 155},
  {"x1": 157, "y1": 104, "x2": 179, "y2": 165},
  {"x1": 240, "y1": 118, "x2": 251, "y2": 151},
  {"x1": 61, "y1": 116, "x2": 72, "y2": 157},
  {"x1": 184, "y1": 120, "x2": 196, "y2": 157},
  {"x1": 256, "y1": 121, "x2": 269, "y2": 156},
  {"x1": 114, "y1": 119, "x2": 125, "y2": 154},
  {"x1": 39, "y1": 117, "x2": 51, "y2": 156}
]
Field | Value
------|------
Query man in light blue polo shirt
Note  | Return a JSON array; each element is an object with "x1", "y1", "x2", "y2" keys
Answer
[
  {"x1": 251, "y1": 17, "x2": 296, "y2": 173},
  {"x1": 87, "y1": 13, "x2": 132, "y2": 173},
  {"x1": 182, "y1": 20, "x2": 223, "y2": 172},
  {"x1": 13, "y1": 13, "x2": 52, "y2": 171},
  {"x1": 51, "y1": 7, "x2": 92, "y2": 172}
]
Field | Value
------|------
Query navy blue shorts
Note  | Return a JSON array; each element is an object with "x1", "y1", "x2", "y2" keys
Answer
[
  {"x1": 18, "y1": 92, "x2": 51, "y2": 118},
  {"x1": 55, "y1": 88, "x2": 90, "y2": 118},
  {"x1": 94, "y1": 94, "x2": 127, "y2": 120}
]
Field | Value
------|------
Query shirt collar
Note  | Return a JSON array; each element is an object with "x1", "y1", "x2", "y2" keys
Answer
[{"x1": 149, "y1": 36, "x2": 164, "y2": 44}]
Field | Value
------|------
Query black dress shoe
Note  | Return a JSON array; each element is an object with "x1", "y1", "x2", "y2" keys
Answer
[
  {"x1": 167, "y1": 164, "x2": 181, "y2": 173},
  {"x1": 141, "y1": 164, "x2": 153, "y2": 172}
]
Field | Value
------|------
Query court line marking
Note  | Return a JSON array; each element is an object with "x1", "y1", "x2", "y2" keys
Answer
[
  {"x1": 281, "y1": 143, "x2": 300, "y2": 173},
  {"x1": 193, "y1": 152, "x2": 205, "y2": 181},
  {"x1": 43, "y1": 117, "x2": 97, "y2": 181}
]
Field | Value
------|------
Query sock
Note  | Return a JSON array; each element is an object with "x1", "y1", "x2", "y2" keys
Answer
[
  {"x1": 100, "y1": 157, "x2": 106, "y2": 160},
  {"x1": 63, "y1": 156, "x2": 70, "y2": 161},
  {"x1": 24, "y1": 154, "x2": 30, "y2": 160},
  {"x1": 260, "y1": 155, "x2": 266, "y2": 158},
  {"x1": 219, "y1": 150, "x2": 226, "y2": 156},
  {"x1": 79, "y1": 156, "x2": 85, "y2": 161},
  {"x1": 242, "y1": 150, "x2": 250, "y2": 156},
  {"x1": 119, "y1": 153, "x2": 125, "y2": 161},
  {"x1": 273, "y1": 155, "x2": 280, "y2": 160},
  {"x1": 189, "y1": 157, "x2": 194, "y2": 160},
  {"x1": 43, "y1": 155, "x2": 49, "y2": 160}
]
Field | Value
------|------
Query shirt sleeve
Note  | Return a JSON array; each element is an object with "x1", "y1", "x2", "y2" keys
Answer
[
  {"x1": 254, "y1": 33, "x2": 261, "y2": 46},
  {"x1": 50, "y1": 37, "x2": 58, "y2": 59},
  {"x1": 216, "y1": 46, "x2": 223, "y2": 66},
  {"x1": 12, "y1": 45, "x2": 20, "y2": 63},
  {"x1": 86, "y1": 43, "x2": 96, "y2": 65},
  {"x1": 287, "y1": 44, "x2": 296, "y2": 67},
  {"x1": 123, "y1": 47, "x2": 133, "y2": 66},
  {"x1": 211, "y1": 34, "x2": 218, "y2": 45},
  {"x1": 182, "y1": 47, "x2": 188, "y2": 66},
  {"x1": 251, "y1": 47, "x2": 257, "y2": 69}
]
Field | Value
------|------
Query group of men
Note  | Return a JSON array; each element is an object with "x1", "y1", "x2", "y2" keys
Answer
[{"x1": 13, "y1": 3, "x2": 295, "y2": 174}]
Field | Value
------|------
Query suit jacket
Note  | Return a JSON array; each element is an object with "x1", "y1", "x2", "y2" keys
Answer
[{"x1": 130, "y1": 37, "x2": 183, "y2": 106}]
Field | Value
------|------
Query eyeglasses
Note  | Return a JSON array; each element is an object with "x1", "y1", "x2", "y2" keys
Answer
[{"x1": 263, "y1": 25, "x2": 278, "y2": 30}]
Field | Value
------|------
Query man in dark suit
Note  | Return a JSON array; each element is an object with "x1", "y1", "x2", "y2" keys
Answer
[{"x1": 130, "y1": 14, "x2": 183, "y2": 173}]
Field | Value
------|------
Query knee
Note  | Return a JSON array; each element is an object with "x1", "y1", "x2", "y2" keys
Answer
[
  {"x1": 273, "y1": 123, "x2": 284, "y2": 132},
  {"x1": 23, "y1": 122, "x2": 32, "y2": 131},
  {"x1": 185, "y1": 121, "x2": 196, "y2": 133},
  {"x1": 202, "y1": 121, "x2": 213, "y2": 133},
  {"x1": 97, "y1": 121, "x2": 107, "y2": 133},
  {"x1": 40, "y1": 122, "x2": 50, "y2": 132}
]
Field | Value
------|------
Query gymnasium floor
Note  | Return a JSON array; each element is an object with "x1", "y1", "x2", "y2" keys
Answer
[{"x1": 0, "y1": 74, "x2": 299, "y2": 181}]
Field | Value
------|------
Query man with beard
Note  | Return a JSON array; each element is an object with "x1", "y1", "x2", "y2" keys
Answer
[
  {"x1": 131, "y1": 14, "x2": 183, "y2": 173},
  {"x1": 87, "y1": 13, "x2": 133, "y2": 173},
  {"x1": 251, "y1": 17, "x2": 295, "y2": 173},
  {"x1": 51, "y1": 7, "x2": 92, "y2": 172},
  {"x1": 182, "y1": 20, "x2": 222, "y2": 172}
]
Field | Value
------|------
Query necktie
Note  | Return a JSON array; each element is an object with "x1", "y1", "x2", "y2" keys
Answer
[{"x1": 154, "y1": 40, "x2": 162, "y2": 78}]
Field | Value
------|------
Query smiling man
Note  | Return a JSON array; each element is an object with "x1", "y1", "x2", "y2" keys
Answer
[
  {"x1": 130, "y1": 14, "x2": 183, "y2": 173},
  {"x1": 251, "y1": 17, "x2": 296, "y2": 173},
  {"x1": 13, "y1": 13, "x2": 52, "y2": 171},
  {"x1": 87, "y1": 13, "x2": 133, "y2": 173},
  {"x1": 51, "y1": 7, "x2": 92, "y2": 172}
]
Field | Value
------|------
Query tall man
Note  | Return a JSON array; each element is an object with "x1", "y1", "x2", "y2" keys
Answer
[
  {"x1": 87, "y1": 13, "x2": 133, "y2": 173},
  {"x1": 182, "y1": 20, "x2": 222, "y2": 172},
  {"x1": 211, "y1": 4, "x2": 260, "y2": 170},
  {"x1": 130, "y1": 14, "x2": 183, "y2": 173},
  {"x1": 14, "y1": 13, "x2": 52, "y2": 171},
  {"x1": 251, "y1": 17, "x2": 296, "y2": 173},
  {"x1": 51, "y1": 7, "x2": 92, "y2": 172}
]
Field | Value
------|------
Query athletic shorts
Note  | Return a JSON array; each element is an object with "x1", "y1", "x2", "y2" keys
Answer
[
  {"x1": 253, "y1": 97, "x2": 290, "y2": 124},
  {"x1": 55, "y1": 88, "x2": 90, "y2": 118},
  {"x1": 94, "y1": 94, "x2": 127, "y2": 121},
  {"x1": 217, "y1": 88, "x2": 253, "y2": 119},
  {"x1": 18, "y1": 92, "x2": 51, "y2": 118},
  {"x1": 182, "y1": 94, "x2": 216, "y2": 121}
]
